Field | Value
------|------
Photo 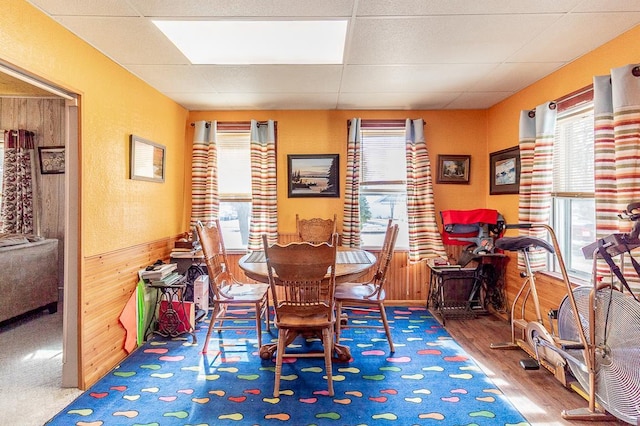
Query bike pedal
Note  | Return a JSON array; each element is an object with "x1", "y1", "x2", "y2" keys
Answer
[{"x1": 519, "y1": 358, "x2": 540, "y2": 370}]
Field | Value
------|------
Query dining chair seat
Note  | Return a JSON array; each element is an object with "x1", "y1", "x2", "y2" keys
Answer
[
  {"x1": 335, "y1": 221, "x2": 398, "y2": 353},
  {"x1": 196, "y1": 220, "x2": 270, "y2": 354},
  {"x1": 262, "y1": 233, "x2": 338, "y2": 397}
]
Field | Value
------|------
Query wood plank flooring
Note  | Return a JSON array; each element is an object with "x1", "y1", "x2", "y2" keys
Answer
[{"x1": 440, "y1": 311, "x2": 628, "y2": 425}]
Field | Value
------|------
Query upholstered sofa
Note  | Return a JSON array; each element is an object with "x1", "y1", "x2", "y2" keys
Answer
[{"x1": 0, "y1": 235, "x2": 59, "y2": 323}]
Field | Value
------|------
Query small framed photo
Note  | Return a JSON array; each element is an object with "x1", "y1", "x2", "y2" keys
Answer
[
  {"x1": 38, "y1": 146, "x2": 65, "y2": 174},
  {"x1": 490, "y1": 146, "x2": 520, "y2": 195},
  {"x1": 130, "y1": 135, "x2": 165, "y2": 183},
  {"x1": 437, "y1": 155, "x2": 471, "y2": 184},
  {"x1": 288, "y1": 154, "x2": 339, "y2": 198}
]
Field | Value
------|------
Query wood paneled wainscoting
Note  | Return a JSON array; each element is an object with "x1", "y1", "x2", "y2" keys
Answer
[{"x1": 82, "y1": 237, "x2": 178, "y2": 389}]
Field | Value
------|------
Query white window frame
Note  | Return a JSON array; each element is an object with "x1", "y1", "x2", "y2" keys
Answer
[
  {"x1": 216, "y1": 123, "x2": 253, "y2": 252},
  {"x1": 550, "y1": 89, "x2": 595, "y2": 279},
  {"x1": 359, "y1": 121, "x2": 408, "y2": 249}
]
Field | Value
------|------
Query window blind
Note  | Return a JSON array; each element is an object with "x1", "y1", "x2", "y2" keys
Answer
[{"x1": 553, "y1": 104, "x2": 594, "y2": 194}]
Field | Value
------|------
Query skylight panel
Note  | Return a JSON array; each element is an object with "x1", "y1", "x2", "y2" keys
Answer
[{"x1": 153, "y1": 20, "x2": 348, "y2": 65}]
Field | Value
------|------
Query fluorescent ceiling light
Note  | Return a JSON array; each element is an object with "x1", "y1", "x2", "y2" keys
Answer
[{"x1": 153, "y1": 20, "x2": 348, "y2": 65}]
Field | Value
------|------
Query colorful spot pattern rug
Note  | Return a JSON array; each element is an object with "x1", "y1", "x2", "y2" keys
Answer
[{"x1": 47, "y1": 307, "x2": 530, "y2": 425}]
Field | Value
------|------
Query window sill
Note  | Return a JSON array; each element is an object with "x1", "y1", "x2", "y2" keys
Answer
[{"x1": 537, "y1": 270, "x2": 591, "y2": 288}]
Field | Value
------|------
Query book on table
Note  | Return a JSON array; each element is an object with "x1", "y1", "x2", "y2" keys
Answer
[
  {"x1": 151, "y1": 272, "x2": 183, "y2": 286},
  {"x1": 140, "y1": 263, "x2": 177, "y2": 280}
]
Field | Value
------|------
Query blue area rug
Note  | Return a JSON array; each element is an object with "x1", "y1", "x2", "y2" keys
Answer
[{"x1": 47, "y1": 307, "x2": 530, "y2": 425}]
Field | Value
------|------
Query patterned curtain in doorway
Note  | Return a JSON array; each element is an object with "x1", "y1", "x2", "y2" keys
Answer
[
  {"x1": 1, "y1": 129, "x2": 36, "y2": 234},
  {"x1": 593, "y1": 64, "x2": 640, "y2": 286}
]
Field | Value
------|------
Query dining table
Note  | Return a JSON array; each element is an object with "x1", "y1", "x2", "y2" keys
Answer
[{"x1": 238, "y1": 246, "x2": 377, "y2": 361}]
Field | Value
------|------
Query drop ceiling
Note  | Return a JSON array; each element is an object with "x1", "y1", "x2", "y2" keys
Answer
[{"x1": 23, "y1": 0, "x2": 640, "y2": 110}]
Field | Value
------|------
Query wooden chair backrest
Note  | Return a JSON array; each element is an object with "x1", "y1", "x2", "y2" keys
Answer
[
  {"x1": 262, "y1": 233, "x2": 338, "y2": 319},
  {"x1": 296, "y1": 214, "x2": 337, "y2": 244},
  {"x1": 196, "y1": 220, "x2": 231, "y2": 298},
  {"x1": 369, "y1": 222, "x2": 399, "y2": 299}
]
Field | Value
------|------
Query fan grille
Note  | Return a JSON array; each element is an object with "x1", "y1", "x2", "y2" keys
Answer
[{"x1": 557, "y1": 286, "x2": 640, "y2": 424}]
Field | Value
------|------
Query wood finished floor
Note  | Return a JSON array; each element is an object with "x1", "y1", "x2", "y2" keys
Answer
[{"x1": 439, "y1": 311, "x2": 628, "y2": 425}]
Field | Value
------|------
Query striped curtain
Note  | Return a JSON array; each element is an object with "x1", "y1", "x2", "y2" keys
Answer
[
  {"x1": 247, "y1": 119, "x2": 277, "y2": 251},
  {"x1": 1, "y1": 130, "x2": 36, "y2": 234},
  {"x1": 405, "y1": 119, "x2": 446, "y2": 262},
  {"x1": 517, "y1": 102, "x2": 557, "y2": 270},
  {"x1": 593, "y1": 64, "x2": 640, "y2": 286},
  {"x1": 189, "y1": 121, "x2": 219, "y2": 227},
  {"x1": 342, "y1": 118, "x2": 362, "y2": 247}
]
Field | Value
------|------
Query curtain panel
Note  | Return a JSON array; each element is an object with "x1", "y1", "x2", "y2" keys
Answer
[
  {"x1": 1, "y1": 129, "x2": 36, "y2": 234},
  {"x1": 593, "y1": 64, "x2": 640, "y2": 284},
  {"x1": 190, "y1": 120, "x2": 219, "y2": 227},
  {"x1": 517, "y1": 102, "x2": 557, "y2": 270},
  {"x1": 247, "y1": 119, "x2": 277, "y2": 251},
  {"x1": 342, "y1": 118, "x2": 362, "y2": 247},
  {"x1": 405, "y1": 119, "x2": 446, "y2": 262}
]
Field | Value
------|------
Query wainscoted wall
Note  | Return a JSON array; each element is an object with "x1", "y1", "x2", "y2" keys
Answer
[
  {"x1": 0, "y1": 97, "x2": 66, "y2": 286},
  {"x1": 82, "y1": 237, "x2": 177, "y2": 389},
  {"x1": 81, "y1": 232, "x2": 574, "y2": 389}
]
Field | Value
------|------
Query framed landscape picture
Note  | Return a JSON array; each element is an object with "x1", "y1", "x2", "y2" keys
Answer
[
  {"x1": 437, "y1": 154, "x2": 471, "y2": 184},
  {"x1": 490, "y1": 146, "x2": 520, "y2": 195},
  {"x1": 288, "y1": 154, "x2": 339, "y2": 198}
]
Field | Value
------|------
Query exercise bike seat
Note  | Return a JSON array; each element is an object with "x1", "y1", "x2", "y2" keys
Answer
[{"x1": 495, "y1": 236, "x2": 555, "y2": 253}]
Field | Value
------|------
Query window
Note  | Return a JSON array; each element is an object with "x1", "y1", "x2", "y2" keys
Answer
[
  {"x1": 359, "y1": 121, "x2": 408, "y2": 249},
  {"x1": 216, "y1": 123, "x2": 252, "y2": 251},
  {"x1": 550, "y1": 89, "x2": 595, "y2": 278}
]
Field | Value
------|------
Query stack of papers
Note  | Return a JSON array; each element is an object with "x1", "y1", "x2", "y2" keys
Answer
[{"x1": 140, "y1": 263, "x2": 177, "y2": 281}]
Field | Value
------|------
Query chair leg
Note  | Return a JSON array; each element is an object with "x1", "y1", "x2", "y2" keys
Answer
[
  {"x1": 255, "y1": 302, "x2": 263, "y2": 347},
  {"x1": 202, "y1": 305, "x2": 220, "y2": 354},
  {"x1": 335, "y1": 302, "x2": 343, "y2": 344},
  {"x1": 378, "y1": 303, "x2": 394, "y2": 353},
  {"x1": 273, "y1": 329, "x2": 286, "y2": 398},
  {"x1": 322, "y1": 327, "x2": 334, "y2": 396}
]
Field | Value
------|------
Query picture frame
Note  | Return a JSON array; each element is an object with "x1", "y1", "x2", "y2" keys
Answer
[
  {"x1": 38, "y1": 146, "x2": 65, "y2": 174},
  {"x1": 288, "y1": 154, "x2": 339, "y2": 198},
  {"x1": 130, "y1": 135, "x2": 165, "y2": 183},
  {"x1": 490, "y1": 146, "x2": 521, "y2": 195},
  {"x1": 437, "y1": 154, "x2": 471, "y2": 184}
]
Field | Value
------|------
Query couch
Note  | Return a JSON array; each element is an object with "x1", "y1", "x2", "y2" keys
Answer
[{"x1": 0, "y1": 235, "x2": 59, "y2": 323}]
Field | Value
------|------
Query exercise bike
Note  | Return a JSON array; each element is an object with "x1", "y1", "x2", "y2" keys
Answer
[{"x1": 491, "y1": 206, "x2": 640, "y2": 424}]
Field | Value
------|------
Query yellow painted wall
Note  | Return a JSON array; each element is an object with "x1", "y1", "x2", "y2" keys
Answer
[
  {"x1": 487, "y1": 24, "x2": 640, "y2": 225},
  {"x1": 187, "y1": 109, "x2": 488, "y2": 234},
  {"x1": 0, "y1": 0, "x2": 189, "y2": 256}
]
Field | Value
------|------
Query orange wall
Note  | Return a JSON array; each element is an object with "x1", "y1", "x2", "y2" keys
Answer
[
  {"x1": 187, "y1": 109, "x2": 488, "y2": 234},
  {"x1": 0, "y1": 0, "x2": 189, "y2": 256},
  {"x1": 487, "y1": 24, "x2": 640, "y2": 226}
]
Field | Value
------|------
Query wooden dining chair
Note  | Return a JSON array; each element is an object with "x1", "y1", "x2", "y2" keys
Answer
[
  {"x1": 196, "y1": 220, "x2": 270, "y2": 354},
  {"x1": 262, "y1": 233, "x2": 338, "y2": 397},
  {"x1": 295, "y1": 213, "x2": 337, "y2": 244},
  {"x1": 335, "y1": 220, "x2": 399, "y2": 352}
]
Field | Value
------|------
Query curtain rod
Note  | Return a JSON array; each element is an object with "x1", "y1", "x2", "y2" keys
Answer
[{"x1": 190, "y1": 120, "x2": 271, "y2": 128}]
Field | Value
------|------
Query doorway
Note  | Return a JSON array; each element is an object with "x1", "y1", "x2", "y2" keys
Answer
[{"x1": 0, "y1": 63, "x2": 80, "y2": 388}]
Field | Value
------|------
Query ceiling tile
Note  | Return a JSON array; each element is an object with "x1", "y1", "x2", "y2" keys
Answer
[
  {"x1": 341, "y1": 64, "x2": 498, "y2": 93},
  {"x1": 55, "y1": 16, "x2": 189, "y2": 65},
  {"x1": 348, "y1": 15, "x2": 561, "y2": 64},
  {"x1": 196, "y1": 65, "x2": 343, "y2": 93},
  {"x1": 127, "y1": 0, "x2": 355, "y2": 17}
]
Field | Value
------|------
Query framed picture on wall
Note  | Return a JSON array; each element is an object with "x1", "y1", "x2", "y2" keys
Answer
[
  {"x1": 490, "y1": 146, "x2": 520, "y2": 195},
  {"x1": 287, "y1": 154, "x2": 339, "y2": 198},
  {"x1": 437, "y1": 154, "x2": 471, "y2": 184},
  {"x1": 130, "y1": 135, "x2": 165, "y2": 183},
  {"x1": 38, "y1": 146, "x2": 65, "y2": 174}
]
